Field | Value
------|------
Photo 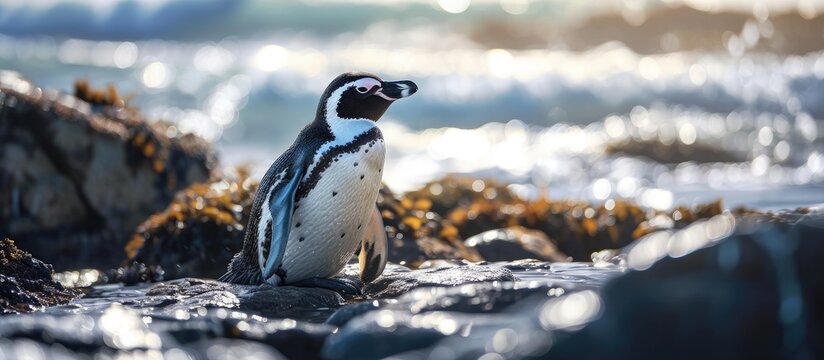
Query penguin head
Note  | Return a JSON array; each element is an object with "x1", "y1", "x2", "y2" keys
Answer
[{"x1": 318, "y1": 72, "x2": 417, "y2": 123}]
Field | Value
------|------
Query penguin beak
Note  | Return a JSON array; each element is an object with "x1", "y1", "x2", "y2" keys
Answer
[{"x1": 375, "y1": 80, "x2": 418, "y2": 101}]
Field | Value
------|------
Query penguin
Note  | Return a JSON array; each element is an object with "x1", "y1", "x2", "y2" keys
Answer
[{"x1": 219, "y1": 72, "x2": 417, "y2": 294}]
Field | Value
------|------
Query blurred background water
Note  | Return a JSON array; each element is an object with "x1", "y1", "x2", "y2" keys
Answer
[{"x1": 2, "y1": 0, "x2": 824, "y2": 210}]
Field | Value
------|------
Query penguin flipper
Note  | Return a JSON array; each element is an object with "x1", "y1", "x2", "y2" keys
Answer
[
  {"x1": 261, "y1": 166, "x2": 304, "y2": 283},
  {"x1": 359, "y1": 205, "x2": 388, "y2": 284}
]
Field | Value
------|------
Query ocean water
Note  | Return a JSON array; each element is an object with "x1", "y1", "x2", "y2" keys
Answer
[{"x1": 2, "y1": 0, "x2": 823, "y2": 210}]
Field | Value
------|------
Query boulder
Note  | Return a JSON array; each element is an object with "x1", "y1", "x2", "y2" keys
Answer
[
  {"x1": 0, "y1": 72, "x2": 215, "y2": 270},
  {"x1": 465, "y1": 226, "x2": 569, "y2": 262},
  {"x1": 125, "y1": 168, "x2": 256, "y2": 279},
  {"x1": 544, "y1": 209, "x2": 824, "y2": 359},
  {"x1": 0, "y1": 238, "x2": 78, "y2": 313}
]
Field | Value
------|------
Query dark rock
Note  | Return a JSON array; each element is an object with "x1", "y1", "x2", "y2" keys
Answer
[
  {"x1": 142, "y1": 278, "x2": 345, "y2": 319},
  {"x1": 0, "y1": 238, "x2": 78, "y2": 313},
  {"x1": 544, "y1": 211, "x2": 824, "y2": 359},
  {"x1": 53, "y1": 263, "x2": 166, "y2": 289},
  {"x1": 465, "y1": 226, "x2": 570, "y2": 262},
  {"x1": 157, "y1": 310, "x2": 334, "y2": 360},
  {"x1": 0, "y1": 304, "x2": 337, "y2": 359},
  {"x1": 359, "y1": 263, "x2": 516, "y2": 299},
  {"x1": 183, "y1": 339, "x2": 287, "y2": 360},
  {"x1": 322, "y1": 310, "x2": 472, "y2": 360},
  {"x1": 324, "y1": 209, "x2": 824, "y2": 359},
  {"x1": 126, "y1": 168, "x2": 256, "y2": 279},
  {"x1": 327, "y1": 260, "x2": 621, "y2": 328},
  {"x1": 325, "y1": 299, "x2": 395, "y2": 327},
  {"x1": 0, "y1": 72, "x2": 215, "y2": 270},
  {"x1": 105, "y1": 262, "x2": 166, "y2": 285}
]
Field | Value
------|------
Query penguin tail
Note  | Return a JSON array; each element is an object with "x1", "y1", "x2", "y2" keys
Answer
[{"x1": 218, "y1": 253, "x2": 262, "y2": 285}]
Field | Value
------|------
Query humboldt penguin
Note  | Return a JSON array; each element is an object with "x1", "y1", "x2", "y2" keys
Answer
[{"x1": 219, "y1": 72, "x2": 417, "y2": 294}]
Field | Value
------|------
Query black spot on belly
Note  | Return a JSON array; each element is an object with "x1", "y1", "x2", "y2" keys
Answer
[
  {"x1": 340, "y1": 233, "x2": 345, "y2": 238},
  {"x1": 357, "y1": 224, "x2": 362, "y2": 229},
  {"x1": 365, "y1": 150, "x2": 369, "y2": 153},
  {"x1": 295, "y1": 222, "x2": 301, "y2": 228},
  {"x1": 332, "y1": 191, "x2": 337, "y2": 197},
  {"x1": 299, "y1": 237, "x2": 305, "y2": 242},
  {"x1": 360, "y1": 175, "x2": 365, "y2": 180},
  {"x1": 354, "y1": 162, "x2": 358, "y2": 167}
]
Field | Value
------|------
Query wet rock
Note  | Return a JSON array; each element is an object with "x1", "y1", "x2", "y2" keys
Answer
[
  {"x1": 183, "y1": 339, "x2": 288, "y2": 360},
  {"x1": 377, "y1": 185, "x2": 482, "y2": 267},
  {"x1": 326, "y1": 261, "x2": 619, "y2": 328},
  {"x1": 496, "y1": 258, "x2": 552, "y2": 271},
  {"x1": 54, "y1": 263, "x2": 165, "y2": 289},
  {"x1": 105, "y1": 262, "x2": 166, "y2": 285},
  {"x1": 322, "y1": 310, "x2": 485, "y2": 360},
  {"x1": 324, "y1": 299, "x2": 396, "y2": 327},
  {"x1": 360, "y1": 263, "x2": 516, "y2": 299},
  {"x1": 544, "y1": 210, "x2": 824, "y2": 359},
  {"x1": 324, "y1": 209, "x2": 823, "y2": 359},
  {"x1": 416, "y1": 259, "x2": 473, "y2": 269},
  {"x1": 0, "y1": 304, "x2": 337, "y2": 359},
  {"x1": 156, "y1": 310, "x2": 334, "y2": 360},
  {"x1": 0, "y1": 72, "x2": 215, "y2": 270},
  {"x1": 143, "y1": 278, "x2": 345, "y2": 319},
  {"x1": 0, "y1": 239, "x2": 78, "y2": 313},
  {"x1": 465, "y1": 226, "x2": 569, "y2": 262},
  {"x1": 126, "y1": 168, "x2": 256, "y2": 279},
  {"x1": 322, "y1": 286, "x2": 578, "y2": 360},
  {"x1": 325, "y1": 283, "x2": 551, "y2": 330}
]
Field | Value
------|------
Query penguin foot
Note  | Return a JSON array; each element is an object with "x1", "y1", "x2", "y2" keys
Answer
[{"x1": 291, "y1": 277, "x2": 362, "y2": 296}]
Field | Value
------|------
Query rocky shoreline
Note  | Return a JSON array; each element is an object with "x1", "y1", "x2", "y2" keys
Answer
[{"x1": 1, "y1": 73, "x2": 822, "y2": 359}]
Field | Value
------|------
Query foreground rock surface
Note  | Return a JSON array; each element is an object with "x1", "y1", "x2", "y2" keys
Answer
[
  {"x1": 322, "y1": 209, "x2": 824, "y2": 359},
  {"x1": 0, "y1": 72, "x2": 215, "y2": 270},
  {"x1": 0, "y1": 239, "x2": 78, "y2": 313},
  {"x1": 0, "y1": 261, "x2": 531, "y2": 359},
  {"x1": 4, "y1": 208, "x2": 820, "y2": 359}
]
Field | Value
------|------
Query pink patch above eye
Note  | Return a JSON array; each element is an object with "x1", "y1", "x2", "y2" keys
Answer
[{"x1": 354, "y1": 78, "x2": 381, "y2": 92}]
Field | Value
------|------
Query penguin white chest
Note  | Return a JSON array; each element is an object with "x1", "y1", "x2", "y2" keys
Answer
[{"x1": 281, "y1": 138, "x2": 385, "y2": 283}]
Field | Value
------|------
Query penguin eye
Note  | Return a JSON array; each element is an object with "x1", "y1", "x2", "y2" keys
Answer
[{"x1": 356, "y1": 86, "x2": 369, "y2": 94}]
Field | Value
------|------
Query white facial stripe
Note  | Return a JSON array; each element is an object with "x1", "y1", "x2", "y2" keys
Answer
[
  {"x1": 304, "y1": 78, "x2": 379, "y2": 180},
  {"x1": 374, "y1": 92, "x2": 396, "y2": 101}
]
